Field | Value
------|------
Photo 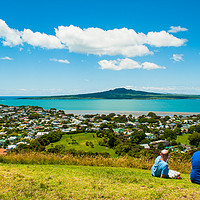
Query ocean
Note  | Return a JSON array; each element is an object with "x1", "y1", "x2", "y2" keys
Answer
[{"x1": 0, "y1": 97, "x2": 200, "y2": 115}]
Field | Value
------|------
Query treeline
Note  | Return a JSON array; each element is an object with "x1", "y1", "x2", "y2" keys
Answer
[{"x1": 15, "y1": 130, "x2": 63, "y2": 152}]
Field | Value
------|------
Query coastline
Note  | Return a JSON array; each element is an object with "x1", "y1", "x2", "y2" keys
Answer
[{"x1": 64, "y1": 110, "x2": 200, "y2": 116}]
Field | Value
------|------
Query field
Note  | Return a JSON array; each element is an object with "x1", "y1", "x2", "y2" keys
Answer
[
  {"x1": 176, "y1": 134, "x2": 191, "y2": 145},
  {"x1": 47, "y1": 132, "x2": 117, "y2": 157},
  {"x1": 0, "y1": 163, "x2": 200, "y2": 200}
]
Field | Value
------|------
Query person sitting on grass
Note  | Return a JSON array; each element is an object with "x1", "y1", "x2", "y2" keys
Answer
[
  {"x1": 190, "y1": 151, "x2": 200, "y2": 184},
  {"x1": 151, "y1": 149, "x2": 181, "y2": 179}
]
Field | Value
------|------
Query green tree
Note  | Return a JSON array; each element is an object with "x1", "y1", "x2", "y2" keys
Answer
[
  {"x1": 130, "y1": 130, "x2": 146, "y2": 144},
  {"x1": 157, "y1": 143, "x2": 165, "y2": 150},
  {"x1": 188, "y1": 132, "x2": 200, "y2": 147},
  {"x1": 164, "y1": 129, "x2": 177, "y2": 141},
  {"x1": 147, "y1": 112, "x2": 157, "y2": 118}
]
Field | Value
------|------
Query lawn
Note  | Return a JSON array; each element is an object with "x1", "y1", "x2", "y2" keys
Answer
[
  {"x1": 47, "y1": 132, "x2": 117, "y2": 157},
  {"x1": 176, "y1": 134, "x2": 191, "y2": 145},
  {"x1": 0, "y1": 163, "x2": 200, "y2": 199}
]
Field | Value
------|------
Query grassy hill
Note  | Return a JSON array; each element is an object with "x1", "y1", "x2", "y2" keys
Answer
[
  {"x1": 176, "y1": 134, "x2": 191, "y2": 145},
  {"x1": 47, "y1": 132, "x2": 117, "y2": 157},
  {"x1": 1, "y1": 163, "x2": 200, "y2": 199},
  {"x1": 20, "y1": 88, "x2": 200, "y2": 100}
]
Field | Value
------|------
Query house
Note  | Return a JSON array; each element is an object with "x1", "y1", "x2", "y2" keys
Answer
[
  {"x1": 35, "y1": 132, "x2": 49, "y2": 138},
  {"x1": 150, "y1": 140, "x2": 170, "y2": 147},
  {"x1": 8, "y1": 136, "x2": 17, "y2": 142},
  {"x1": 16, "y1": 141, "x2": 29, "y2": 145},
  {"x1": 0, "y1": 148, "x2": 7, "y2": 155},
  {"x1": 145, "y1": 133, "x2": 156, "y2": 139},
  {"x1": 0, "y1": 139, "x2": 6, "y2": 145},
  {"x1": 113, "y1": 128, "x2": 124, "y2": 135},
  {"x1": 140, "y1": 144, "x2": 150, "y2": 149},
  {"x1": 7, "y1": 145, "x2": 17, "y2": 150}
]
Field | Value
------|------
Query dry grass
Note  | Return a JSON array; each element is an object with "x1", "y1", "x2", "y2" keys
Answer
[{"x1": 0, "y1": 152, "x2": 191, "y2": 174}]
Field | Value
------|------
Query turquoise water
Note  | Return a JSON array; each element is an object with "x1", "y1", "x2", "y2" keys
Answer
[{"x1": 0, "y1": 97, "x2": 200, "y2": 113}]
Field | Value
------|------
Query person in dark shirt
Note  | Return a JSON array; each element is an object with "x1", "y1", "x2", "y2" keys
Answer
[{"x1": 190, "y1": 151, "x2": 200, "y2": 184}]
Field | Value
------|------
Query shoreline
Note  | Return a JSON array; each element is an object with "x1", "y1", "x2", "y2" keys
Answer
[{"x1": 64, "y1": 110, "x2": 200, "y2": 116}]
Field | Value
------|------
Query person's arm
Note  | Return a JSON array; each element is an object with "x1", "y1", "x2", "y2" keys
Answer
[
  {"x1": 160, "y1": 174, "x2": 167, "y2": 178},
  {"x1": 160, "y1": 165, "x2": 169, "y2": 178}
]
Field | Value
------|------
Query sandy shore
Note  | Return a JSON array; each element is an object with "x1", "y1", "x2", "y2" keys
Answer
[{"x1": 64, "y1": 110, "x2": 200, "y2": 116}]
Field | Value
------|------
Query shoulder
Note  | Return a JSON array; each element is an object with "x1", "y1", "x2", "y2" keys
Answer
[
  {"x1": 160, "y1": 160, "x2": 168, "y2": 168},
  {"x1": 192, "y1": 151, "x2": 200, "y2": 158},
  {"x1": 155, "y1": 156, "x2": 161, "y2": 162}
]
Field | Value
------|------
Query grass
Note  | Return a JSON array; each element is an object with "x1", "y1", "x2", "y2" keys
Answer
[
  {"x1": 47, "y1": 132, "x2": 117, "y2": 157},
  {"x1": 0, "y1": 152, "x2": 192, "y2": 174},
  {"x1": 176, "y1": 134, "x2": 191, "y2": 145},
  {"x1": 0, "y1": 163, "x2": 200, "y2": 199}
]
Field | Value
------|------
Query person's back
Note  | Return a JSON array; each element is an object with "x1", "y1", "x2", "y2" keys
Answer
[
  {"x1": 151, "y1": 155, "x2": 169, "y2": 178},
  {"x1": 191, "y1": 151, "x2": 200, "y2": 184}
]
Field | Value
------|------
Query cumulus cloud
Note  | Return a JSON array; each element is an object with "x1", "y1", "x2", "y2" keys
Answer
[
  {"x1": 98, "y1": 58, "x2": 165, "y2": 71},
  {"x1": 171, "y1": 54, "x2": 184, "y2": 62},
  {"x1": 0, "y1": 19, "x2": 187, "y2": 57},
  {"x1": 0, "y1": 19, "x2": 22, "y2": 47},
  {"x1": 0, "y1": 56, "x2": 13, "y2": 60},
  {"x1": 146, "y1": 31, "x2": 187, "y2": 47},
  {"x1": 98, "y1": 58, "x2": 141, "y2": 70},
  {"x1": 50, "y1": 58, "x2": 70, "y2": 64},
  {"x1": 168, "y1": 26, "x2": 188, "y2": 33},
  {"x1": 55, "y1": 26, "x2": 152, "y2": 57},
  {"x1": 56, "y1": 26, "x2": 187, "y2": 56},
  {"x1": 22, "y1": 29, "x2": 64, "y2": 49},
  {"x1": 142, "y1": 62, "x2": 166, "y2": 70}
]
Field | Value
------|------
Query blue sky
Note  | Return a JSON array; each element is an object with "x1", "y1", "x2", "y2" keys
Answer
[{"x1": 0, "y1": 0, "x2": 200, "y2": 96}]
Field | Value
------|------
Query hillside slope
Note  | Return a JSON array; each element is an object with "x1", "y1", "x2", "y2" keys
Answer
[
  {"x1": 46, "y1": 132, "x2": 117, "y2": 157},
  {"x1": 1, "y1": 164, "x2": 200, "y2": 199}
]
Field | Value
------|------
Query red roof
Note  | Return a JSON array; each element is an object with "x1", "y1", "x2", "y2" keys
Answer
[{"x1": 0, "y1": 148, "x2": 7, "y2": 155}]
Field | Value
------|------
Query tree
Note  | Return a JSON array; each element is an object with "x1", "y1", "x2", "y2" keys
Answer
[
  {"x1": 173, "y1": 127, "x2": 181, "y2": 135},
  {"x1": 164, "y1": 129, "x2": 177, "y2": 141},
  {"x1": 188, "y1": 125, "x2": 200, "y2": 134},
  {"x1": 147, "y1": 112, "x2": 157, "y2": 118},
  {"x1": 130, "y1": 130, "x2": 146, "y2": 144},
  {"x1": 188, "y1": 132, "x2": 200, "y2": 147},
  {"x1": 157, "y1": 143, "x2": 165, "y2": 150},
  {"x1": 115, "y1": 143, "x2": 131, "y2": 156}
]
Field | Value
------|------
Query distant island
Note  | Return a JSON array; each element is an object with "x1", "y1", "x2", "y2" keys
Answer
[{"x1": 19, "y1": 88, "x2": 200, "y2": 100}]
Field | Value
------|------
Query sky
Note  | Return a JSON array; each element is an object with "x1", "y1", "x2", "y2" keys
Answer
[{"x1": 0, "y1": 0, "x2": 200, "y2": 96}]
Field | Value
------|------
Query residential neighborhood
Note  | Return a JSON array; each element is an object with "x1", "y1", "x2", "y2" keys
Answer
[{"x1": 0, "y1": 104, "x2": 200, "y2": 155}]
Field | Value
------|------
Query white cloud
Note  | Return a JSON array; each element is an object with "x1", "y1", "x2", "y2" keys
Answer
[
  {"x1": 50, "y1": 58, "x2": 70, "y2": 64},
  {"x1": 0, "y1": 19, "x2": 188, "y2": 57},
  {"x1": 56, "y1": 26, "x2": 187, "y2": 56},
  {"x1": 146, "y1": 31, "x2": 187, "y2": 47},
  {"x1": 0, "y1": 19, "x2": 22, "y2": 47},
  {"x1": 168, "y1": 26, "x2": 188, "y2": 33},
  {"x1": 98, "y1": 58, "x2": 165, "y2": 71},
  {"x1": 22, "y1": 29, "x2": 64, "y2": 49},
  {"x1": 55, "y1": 25, "x2": 152, "y2": 57},
  {"x1": 171, "y1": 54, "x2": 184, "y2": 62},
  {"x1": 98, "y1": 58, "x2": 142, "y2": 71},
  {"x1": 0, "y1": 56, "x2": 13, "y2": 60},
  {"x1": 142, "y1": 62, "x2": 166, "y2": 70}
]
